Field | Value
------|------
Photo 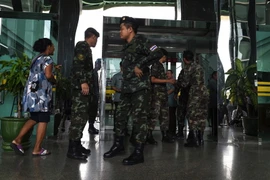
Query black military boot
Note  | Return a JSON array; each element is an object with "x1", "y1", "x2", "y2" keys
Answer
[
  {"x1": 197, "y1": 130, "x2": 204, "y2": 146},
  {"x1": 146, "y1": 130, "x2": 158, "y2": 145},
  {"x1": 184, "y1": 130, "x2": 199, "y2": 147},
  {"x1": 88, "y1": 124, "x2": 99, "y2": 135},
  {"x1": 104, "y1": 136, "x2": 125, "y2": 158},
  {"x1": 162, "y1": 131, "x2": 175, "y2": 143},
  {"x1": 78, "y1": 140, "x2": 91, "y2": 155},
  {"x1": 122, "y1": 142, "x2": 144, "y2": 165},
  {"x1": 67, "y1": 140, "x2": 87, "y2": 160}
]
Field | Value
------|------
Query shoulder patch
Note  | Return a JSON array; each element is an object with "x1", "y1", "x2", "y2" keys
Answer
[
  {"x1": 77, "y1": 54, "x2": 84, "y2": 61},
  {"x1": 150, "y1": 45, "x2": 157, "y2": 52}
]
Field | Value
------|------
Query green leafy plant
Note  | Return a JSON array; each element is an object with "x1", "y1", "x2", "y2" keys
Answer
[
  {"x1": 54, "y1": 68, "x2": 72, "y2": 110},
  {"x1": 223, "y1": 58, "x2": 257, "y2": 117},
  {"x1": 0, "y1": 54, "x2": 31, "y2": 118}
]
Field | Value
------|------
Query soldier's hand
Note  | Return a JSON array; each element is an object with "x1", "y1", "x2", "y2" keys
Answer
[
  {"x1": 81, "y1": 83, "x2": 89, "y2": 95},
  {"x1": 168, "y1": 79, "x2": 176, "y2": 84},
  {"x1": 134, "y1": 66, "x2": 143, "y2": 78},
  {"x1": 174, "y1": 94, "x2": 178, "y2": 100}
]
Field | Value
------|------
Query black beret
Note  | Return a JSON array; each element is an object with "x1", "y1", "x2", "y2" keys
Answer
[
  {"x1": 120, "y1": 16, "x2": 138, "y2": 27},
  {"x1": 159, "y1": 48, "x2": 168, "y2": 57}
]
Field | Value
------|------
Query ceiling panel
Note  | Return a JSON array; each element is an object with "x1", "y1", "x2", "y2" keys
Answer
[{"x1": 103, "y1": 17, "x2": 217, "y2": 57}]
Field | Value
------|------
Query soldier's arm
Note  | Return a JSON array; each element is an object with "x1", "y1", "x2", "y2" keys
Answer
[
  {"x1": 195, "y1": 66, "x2": 205, "y2": 86},
  {"x1": 150, "y1": 64, "x2": 169, "y2": 84},
  {"x1": 73, "y1": 42, "x2": 90, "y2": 85},
  {"x1": 180, "y1": 68, "x2": 191, "y2": 88},
  {"x1": 135, "y1": 41, "x2": 163, "y2": 69},
  {"x1": 151, "y1": 76, "x2": 170, "y2": 84}
]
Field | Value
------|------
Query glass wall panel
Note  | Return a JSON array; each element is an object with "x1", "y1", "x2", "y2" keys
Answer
[
  {"x1": 103, "y1": 57, "x2": 121, "y2": 129},
  {"x1": 227, "y1": 0, "x2": 259, "y2": 138},
  {"x1": 0, "y1": 17, "x2": 58, "y2": 118},
  {"x1": 257, "y1": 25, "x2": 270, "y2": 137}
]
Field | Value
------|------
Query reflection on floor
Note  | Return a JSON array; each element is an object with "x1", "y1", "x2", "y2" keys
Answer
[{"x1": 0, "y1": 125, "x2": 269, "y2": 180}]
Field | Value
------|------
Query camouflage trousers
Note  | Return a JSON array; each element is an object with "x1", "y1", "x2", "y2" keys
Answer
[
  {"x1": 187, "y1": 108, "x2": 208, "y2": 131},
  {"x1": 186, "y1": 86, "x2": 209, "y2": 131},
  {"x1": 115, "y1": 89, "x2": 150, "y2": 143},
  {"x1": 148, "y1": 92, "x2": 169, "y2": 131},
  {"x1": 69, "y1": 90, "x2": 92, "y2": 141}
]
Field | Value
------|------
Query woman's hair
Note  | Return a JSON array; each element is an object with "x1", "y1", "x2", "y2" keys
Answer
[{"x1": 33, "y1": 38, "x2": 53, "y2": 53}]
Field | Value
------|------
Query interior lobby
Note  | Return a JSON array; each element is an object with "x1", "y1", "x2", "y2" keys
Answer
[{"x1": 0, "y1": 0, "x2": 270, "y2": 180}]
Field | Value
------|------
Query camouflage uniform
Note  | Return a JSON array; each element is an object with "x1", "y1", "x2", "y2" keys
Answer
[
  {"x1": 178, "y1": 62, "x2": 209, "y2": 131},
  {"x1": 174, "y1": 69, "x2": 190, "y2": 129},
  {"x1": 115, "y1": 34, "x2": 163, "y2": 143},
  {"x1": 69, "y1": 41, "x2": 93, "y2": 141},
  {"x1": 148, "y1": 61, "x2": 169, "y2": 131}
]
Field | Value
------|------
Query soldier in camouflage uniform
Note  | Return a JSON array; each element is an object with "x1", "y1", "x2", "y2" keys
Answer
[
  {"x1": 146, "y1": 48, "x2": 175, "y2": 144},
  {"x1": 174, "y1": 69, "x2": 190, "y2": 138},
  {"x1": 175, "y1": 50, "x2": 209, "y2": 147},
  {"x1": 67, "y1": 28, "x2": 100, "y2": 160},
  {"x1": 103, "y1": 16, "x2": 164, "y2": 165}
]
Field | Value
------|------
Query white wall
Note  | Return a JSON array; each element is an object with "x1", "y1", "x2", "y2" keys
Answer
[
  {"x1": 103, "y1": 6, "x2": 176, "y2": 20},
  {"x1": 75, "y1": 9, "x2": 104, "y2": 62}
]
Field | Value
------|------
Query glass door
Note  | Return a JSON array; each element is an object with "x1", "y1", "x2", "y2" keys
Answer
[{"x1": 0, "y1": 13, "x2": 58, "y2": 136}]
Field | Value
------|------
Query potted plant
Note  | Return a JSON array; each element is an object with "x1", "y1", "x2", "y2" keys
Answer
[
  {"x1": 224, "y1": 58, "x2": 258, "y2": 136},
  {"x1": 0, "y1": 54, "x2": 33, "y2": 151}
]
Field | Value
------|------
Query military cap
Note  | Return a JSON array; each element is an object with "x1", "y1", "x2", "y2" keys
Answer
[
  {"x1": 159, "y1": 48, "x2": 168, "y2": 57},
  {"x1": 120, "y1": 16, "x2": 138, "y2": 27}
]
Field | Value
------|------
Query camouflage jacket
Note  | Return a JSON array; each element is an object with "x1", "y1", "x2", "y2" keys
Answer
[
  {"x1": 121, "y1": 35, "x2": 163, "y2": 93},
  {"x1": 151, "y1": 61, "x2": 167, "y2": 94},
  {"x1": 178, "y1": 62, "x2": 208, "y2": 102},
  {"x1": 181, "y1": 62, "x2": 204, "y2": 88},
  {"x1": 70, "y1": 41, "x2": 93, "y2": 90},
  {"x1": 174, "y1": 69, "x2": 190, "y2": 102}
]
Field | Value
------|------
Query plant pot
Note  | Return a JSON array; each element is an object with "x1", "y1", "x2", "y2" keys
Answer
[
  {"x1": 0, "y1": 117, "x2": 33, "y2": 151},
  {"x1": 242, "y1": 117, "x2": 258, "y2": 136}
]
